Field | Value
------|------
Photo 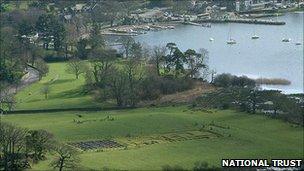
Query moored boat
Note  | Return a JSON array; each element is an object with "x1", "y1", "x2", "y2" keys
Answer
[
  {"x1": 227, "y1": 39, "x2": 237, "y2": 44},
  {"x1": 251, "y1": 35, "x2": 259, "y2": 39},
  {"x1": 282, "y1": 38, "x2": 291, "y2": 42}
]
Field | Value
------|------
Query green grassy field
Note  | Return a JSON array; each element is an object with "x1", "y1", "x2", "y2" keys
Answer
[
  {"x1": 5, "y1": 62, "x2": 303, "y2": 170},
  {"x1": 15, "y1": 62, "x2": 102, "y2": 110},
  {"x1": 3, "y1": 107, "x2": 303, "y2": 170}
]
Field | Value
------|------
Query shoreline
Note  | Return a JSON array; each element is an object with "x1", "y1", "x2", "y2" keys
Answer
[
  {"x1": 198, "y1": 18, "x2": 285, "y2": 25},
  {"x1": 100, "y1": 10, "x2": 304, "y2": 36},
  {"x1": 101, "y1": 22, "x2": 179, "y2": 36}
]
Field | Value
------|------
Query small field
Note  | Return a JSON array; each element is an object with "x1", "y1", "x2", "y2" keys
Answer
[
  {"x1": 15, "y1": 62, "x2": 102, "y2": 110},
  {"x1": 3, "y1": 107, "x2": 303, "y2": 170}
]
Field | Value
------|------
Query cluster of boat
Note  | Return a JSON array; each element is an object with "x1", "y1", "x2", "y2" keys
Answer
[
  {"x1": 108, "y1": 25, "x2": 175, "y2": 36},
  {"x1": 203, "y1": 22, "x2": 302, "y2": 45},
  {"x1": 208, "y1": 34, "x2": 302, "y2": 46}
]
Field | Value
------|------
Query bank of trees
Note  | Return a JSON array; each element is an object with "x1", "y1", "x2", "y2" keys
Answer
[
  {"x1": 81, "y1": 30, "x2": 209, "y2": 107},
  {"x1": 0, "y1": 122, "x2": 80, "y2": 170},
  {"x1": 195, "y1": 73, "x2": 304, "y2": 125}
]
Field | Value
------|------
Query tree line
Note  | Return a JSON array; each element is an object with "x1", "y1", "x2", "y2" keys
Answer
[{"x1": 194, "y1": 73, "x2": 304, "y2": 125}]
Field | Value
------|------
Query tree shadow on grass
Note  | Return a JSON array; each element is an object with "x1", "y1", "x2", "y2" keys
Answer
[
  {"x1": 50, "y1": 86, "x2": 89, "y2": 99},
  {"x1": 51, "y1": 78, "x2": 75, "y2": 85},
  {"x1": 23, "y1": 86, "x2": 89, "y2": 103}
]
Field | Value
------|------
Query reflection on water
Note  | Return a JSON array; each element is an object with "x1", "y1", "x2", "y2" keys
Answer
[{"x1": 135, "y1": 12, "x2": 304, "y2": 94}]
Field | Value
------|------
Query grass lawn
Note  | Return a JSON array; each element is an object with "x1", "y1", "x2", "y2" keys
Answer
[
  {"x1": 15, "y1": 62, "x2": 102, "y2": 110},
  {"x1": 3, "y1": 107, "x2": 303, "y2": 170}
]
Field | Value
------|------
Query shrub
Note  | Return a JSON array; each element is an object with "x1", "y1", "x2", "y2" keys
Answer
[
  {"x1": 213, "y1": 73, "x2": 232, "y2": 87},
  {"x1": 43, "y1": 50, "x2": 68, "y2": 62},
  {"x1": 213, "y1": 73, "x2": 255, "y2": 88},
  {"x1": 140, "y1": 74, "x2": 195, "y2": 101}
]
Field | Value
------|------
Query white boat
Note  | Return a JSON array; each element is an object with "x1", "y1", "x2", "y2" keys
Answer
[
  {"x1": 209, "y1": 38, "x2": 214, "y2": 41},
  {"x1": 227, "y1": 24, "x2": 237, "y2": 45},
  {"x1": 282, "y1": 38, "x2": 291, "y2": 42},
  {"x1": 167, "y1": 26, "x2": 175, "y2": 29},
  {"x1": 251, "y1": 26, "x2": 260, "y2": 40},
  {"x1": 227, "y1": 39, "x2": 237, "y2": 44},
  {"x1": 251, "y1": 35, "x2": 259, "y2": 39}
]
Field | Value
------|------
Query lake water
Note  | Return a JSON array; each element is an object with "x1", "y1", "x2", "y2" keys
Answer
[{"x1": 135, "y1": 12, "x2": 304, "y2": 94}]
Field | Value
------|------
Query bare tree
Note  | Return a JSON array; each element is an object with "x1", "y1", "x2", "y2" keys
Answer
[
  {"x1": 107, "y1": 68, "x2": 128, "y2": 106},
  {"x1": 65, "y1": 16, "x2": 84, "y2": 58},
  {"x1": 151, "y1": 45, "x2": 166, "y2": 76},
  {"x1": 123, "y1": 58, "x2": 145, "y2": 106},
  {"x1": 50, "y1": 144, "x2": 80, "y2": 171},
  {"x1": 89, "y1": 48, "x2": 117, "y2": 87},
  {"x1": 0, "y1": 122, "x2": 28, "y2": 170},
  {"x1": 0, "y1": 91, "x2": 16, "y2": 112},
  {"x1": 25, "y1": 130, "x2": 55, "y2": 161},
  {"x1": 66, "y1": 58, "x2": 87, "y2": 79},
  {"x1": 119, "y1": 36, "x2": 135, "y2": 58},
  {"x1": 129, "y1": 42, "x2": 143, "y2": 59}
]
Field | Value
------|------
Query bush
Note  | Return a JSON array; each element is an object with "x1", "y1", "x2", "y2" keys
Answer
[
  {"x1": 139, "y1": 74, "x2": 195, "y2": 101},
  {"x1": 213, "y1": 73, "x2": 232, "y2": 87},
  {"x1": 159, "y1": 76, "x2": 195, "y2": 94},
  {"x1": 43, "y1": 50, "x2": 68, "y2": 62},
  {"x1": 213, "y1": 73, "x2": 255, "y2": 88}
]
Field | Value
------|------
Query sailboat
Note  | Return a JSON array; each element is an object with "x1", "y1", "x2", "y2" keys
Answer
[
  {"x1": 251, "y1": 26, "x2": 259, "y2": 39},
  {"x1": 252, "y1": 35, "x2": 259, "y2": 39},
  {"x1": 278, "y1": 13, "x2": 291, "y2": 43},
  {"x1": 227, "y1": 38, "x2": 237, "y2": 44},
  {"x1": 227, "y1": 24, "x2": 237, "y2": 45},
  {"x1": 282, "y1": 38, "x2": 291, "y2": 42}
]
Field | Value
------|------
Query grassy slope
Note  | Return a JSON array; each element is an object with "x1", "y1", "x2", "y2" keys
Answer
[
  {"x1": 15, "y1": 62, "x2": 101, "y2": 110},
  {"x1": 3, "y1": 107, "x2": 303, "y2": 170}
]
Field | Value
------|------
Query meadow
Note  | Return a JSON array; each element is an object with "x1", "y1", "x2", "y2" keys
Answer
[
  {"x1": 3, "y1": 107, "x2": 303, "y2": 170},
  {"x1": 15, "y1": 62, "x2": 101, "y2": 110},
  {"x1": 3, "y1": 62, "x2": 303, "y2": 170}
]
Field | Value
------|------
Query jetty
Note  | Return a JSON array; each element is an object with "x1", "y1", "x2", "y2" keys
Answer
[
  {"x1": 198, "y1": 19, "x2": 285, "y2": 25},
  {"x1": 181, "y1": 21, "x2": 201, "y2": 26}
]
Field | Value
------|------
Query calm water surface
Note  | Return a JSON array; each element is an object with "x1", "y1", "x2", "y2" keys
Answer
[{"x1": 135, "y1": 12, "x2": 304, "y2": 94}]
